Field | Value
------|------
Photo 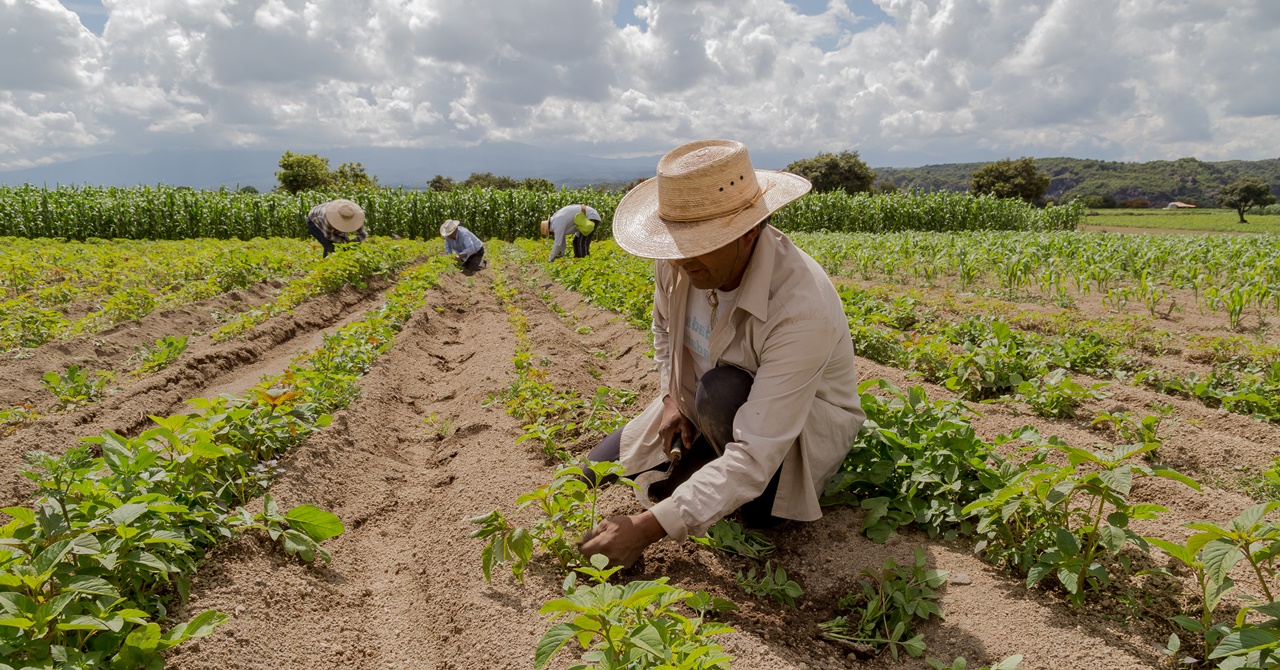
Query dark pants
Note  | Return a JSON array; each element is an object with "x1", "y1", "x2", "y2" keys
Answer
[
  {"x1": 588, "y1": 366, "x2": 784, "y2": 528},
  {"x1": 460, "y1": 247, "x2": 485, "y2": 275},
  {"x1": 307, "y1": 219, "x2": 335, "y2": 258},
  {"x1": 573, "y1": 230, "x2": 593, "y2": 258}
]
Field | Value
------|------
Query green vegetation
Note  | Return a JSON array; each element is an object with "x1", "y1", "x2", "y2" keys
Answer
[
  {"x1": 40, "y1": 364, "x2": 115, "y2": 411},
  {"x1": 1084, "y1": 209, "x2": 1280, "y2": 234},
  {"x1": 1216, "y1": 177, "x2": 1277, "y2": 223},
  {"x1": 875, "y1": 156, "x2": 1280, "y2": 207},
  {"x1": 131, "y1": 335, "x2": 190, "y2": 376},
  {"x1": 819, "y1": 548, "x2": 947, "y2": 660},
  {"x1": 785, "y1": 150, "x2": 877, "y2": 195},
  {"x1": 275, "y1": 150, "x2": 378, "y2": 193},
  {"x1": 969, "y1": 157, "x2": 1051, "y2": 204}
]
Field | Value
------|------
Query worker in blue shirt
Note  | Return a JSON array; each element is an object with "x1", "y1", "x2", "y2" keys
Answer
[{"x1": 440, "y1": 219, "x2": 486, "y2": 274}]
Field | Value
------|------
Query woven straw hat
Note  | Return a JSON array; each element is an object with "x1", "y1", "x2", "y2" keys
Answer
[
  {"x1": 440, "y1": 219, "x2": 460, "y2": 237},
  {"x1": 612, "y1": 139, "x2": 811, "y2": 260},
  {"x1": 539, "y1": 219, "x2": 550, "y2": 236},
  {"x1": 324, "y1": 199, "x2": 365, "y2": 233}
]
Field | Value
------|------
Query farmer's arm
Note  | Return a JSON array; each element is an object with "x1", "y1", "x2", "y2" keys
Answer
[
  {"x1": 651, "y1": 317, "x2": 838, "y2": 542},
  {"x1": 458, "y1": 230, "x2": 483, "y2": 259},
  {"x1": 354, "y1": 225, "x2": 368, "y2": 243}
]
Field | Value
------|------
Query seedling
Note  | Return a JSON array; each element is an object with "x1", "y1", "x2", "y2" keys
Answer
[
  {"x1": 736, "y1": 561, "x2": 803, "y2": 607},
  {"x1": 423, "y1": 412, "x2": 454, "y2": 439},
  {"x1": 927, "y1": 655, "x2": 1023, "y2": 670},
  {"x1": 41, "y1": 364, "x2": 114, "y2": 411},
  {"x1": 228, "y1": 493, "x2": 346, "y2": 563},
  {"x1": 1016, "y1": 368, "x2": 1108, "y2": 418},
  {"x1": 131, "y1": 334, "x2": 189, "y2": 376},
  {"x1": 819, "y1": 548, "x2": 946, "y2": 660},
  {"x1": 692, "y1": 518, "x2": 776, "y2": 560}
]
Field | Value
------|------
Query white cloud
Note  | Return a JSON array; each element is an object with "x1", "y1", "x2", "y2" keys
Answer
[{"x1": 1, "y1": 0, "x2": 1277, "y2": 172}]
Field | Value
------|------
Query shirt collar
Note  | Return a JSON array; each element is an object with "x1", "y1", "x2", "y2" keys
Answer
[{"x1": 733, "y1": 226, "x2": 777, "y2": 322}]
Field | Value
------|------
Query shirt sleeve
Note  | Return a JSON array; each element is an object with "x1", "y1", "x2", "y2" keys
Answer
[
  {"x1": 459, "y1": 230, "x2": 483, "y2": 258},
  {"x1": 649, "y1": 317, "x2": 840, "y2": 542}
]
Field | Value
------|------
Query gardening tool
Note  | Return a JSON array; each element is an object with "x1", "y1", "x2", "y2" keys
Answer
[{"x1": 632, "y1": 435, "x2": 684, "y2": 509}]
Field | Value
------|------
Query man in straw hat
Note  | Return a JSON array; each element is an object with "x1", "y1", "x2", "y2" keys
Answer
[
  {"x1": 440, "y1": 219, "x2": 486, "y2": 274},
  {"x1": 306, "y1": 199, "x2": 368, "y2": 258},
  {"x1": 541, "y1": 203, "x2": 602, "y2": 261},
  {"x1": 580, "y1": 139, "x2": 865, "y2": 568}
]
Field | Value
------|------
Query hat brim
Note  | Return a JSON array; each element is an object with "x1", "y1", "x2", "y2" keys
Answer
[{"x1": 612, "y1": 170, "x2": 811, "y2": 260}]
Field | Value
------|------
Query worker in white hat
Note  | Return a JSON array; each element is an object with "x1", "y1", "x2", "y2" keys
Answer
[
  {"x1": 306, "y1": 199, "x2": 367, "y2": 257},
  {"x1": 440, "y1": 219, "x2": 486, "y2": 274},
  {"x1": 541, "y1": 203, "x2": 601, "y2": 261},
  {"x1": 580, "y1": 139, "x2": 865, "y2": 568}
]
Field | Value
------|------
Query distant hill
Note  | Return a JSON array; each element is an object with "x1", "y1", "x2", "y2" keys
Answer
[{"x1": 875, "y1": 157, "x2": 1280, "y2": 207}]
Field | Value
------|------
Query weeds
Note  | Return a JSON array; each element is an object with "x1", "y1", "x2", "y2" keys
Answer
[
  {"x1": 819, "y1": 548, "x2": 946, "y2": 660},
  {"x1": 736, "y1": 561, "x2": 803, "y2": 607},
  {"x1": 131, "y1": 334, "x2": 189, "y2": 376},
  {"x1": 41, "y1": 364, "x2": 114, "y2": 411}
]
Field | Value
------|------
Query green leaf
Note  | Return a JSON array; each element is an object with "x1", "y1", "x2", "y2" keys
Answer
[
  {"x1": 1202, "y1": 539, "x2": 1244, "y2": 586},
  {"x1": 1150, "y1": 465, "x2": 1201, "y2": 491},
  {"x1": 1209, "y1": 628, "x2": 1280, "y2": 658},
  {"x1": 1098, "y1": 524, "x2": 1127, "y2": 554},
  {"x1": 283, "y1": 505, "x2": 345, "y2": 542},
  {"x1": 61, "y1": 576, "x2": 119, "y2": 597},
  {"x1": 1097, "y1": 466, "x2": 1132, "y2": 496},
  {"x1": 535, "y1": 623, "x2": 577, "y2": 670},
  {"x1": 106, "y1": 503, "x2": 149, "y2": 527}
]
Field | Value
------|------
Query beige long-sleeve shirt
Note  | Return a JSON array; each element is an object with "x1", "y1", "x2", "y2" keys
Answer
[{"x1": 618, "y1": 225, "x2": 865, "y2": 542}]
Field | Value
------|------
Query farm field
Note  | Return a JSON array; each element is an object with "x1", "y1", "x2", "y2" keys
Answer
[
  {"x1": 1082, "y1": 210, "x2": 1280, "y2": 235},
  {"x1": 2, "y1": 228, "x2": 1279, "y2": 670}
]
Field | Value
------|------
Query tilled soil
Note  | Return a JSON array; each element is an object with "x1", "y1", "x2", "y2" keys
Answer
[{"x1": 9, "y1": 256, "x2": 1278, "y2": 669}]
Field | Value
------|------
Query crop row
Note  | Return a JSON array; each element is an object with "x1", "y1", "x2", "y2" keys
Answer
[
  {"x1": 524, "y1": 237, "x2": 1280, "y2": 668},
  {"x1": 0, "y1": 256, "x2": 456, "y2": 667},
  {"x1": 0, "y1": 185, "x2": 1083, "y2": 242}
]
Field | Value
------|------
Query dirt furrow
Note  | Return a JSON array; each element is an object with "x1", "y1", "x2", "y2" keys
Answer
[{"x1": 0, "y1": 277, "x2": 393, "y2": 507}]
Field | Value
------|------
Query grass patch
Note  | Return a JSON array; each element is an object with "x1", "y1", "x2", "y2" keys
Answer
[{"x1": 1082, "y1": 210, "x2": 1280, "y2": 234}]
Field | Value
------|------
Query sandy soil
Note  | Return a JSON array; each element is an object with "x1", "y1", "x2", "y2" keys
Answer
[{"x1": 7, "y1": 252, "x2": 1277, "y2": 669}]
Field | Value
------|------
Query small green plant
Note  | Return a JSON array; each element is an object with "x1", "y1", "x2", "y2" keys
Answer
[
  {"x1": 1092, "y1": 411, "x2": 1164, "y2": 448},
  {"x1": 470, "y1": 460, "x2": 634, "y2": 581},
  {"x1": 1015, "y1": 368, "x2": 1107, "y2": 418},
  {"x1": 41, "y1": 364, "x2": 114, "y2": 410},
  {"x1": 0, "y1": 403, "x2": 38, "y2": 435},
  {"x1": 736, "y1": 561, "x2": 803, "y2": 607},
  {"x1": 131, "y1": 334, "x2": 189, "y2": 376},
  {"x1": 535, "y1": 554, "x2": 736, "y2": 670},
  {"x1": 423, "y1": 412, "x2": 454, "y2": 439},
  {"x1": 692, "y1": 518, "x2": 776, "y2": 559},
  {"x1": 228, "y1": 493, "x2": 346, "y2": 563},
  {"x1": 819, "y1": 547, "x2": 946, "y2": 660},
  {"x1": 575, "y1": 325, "x2": 593, "y2": 335}
]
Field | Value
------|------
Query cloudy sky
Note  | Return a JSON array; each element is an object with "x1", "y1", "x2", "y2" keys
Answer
[{"x1": 2, "y1": 0, "x2": 1277, "y2": 173}]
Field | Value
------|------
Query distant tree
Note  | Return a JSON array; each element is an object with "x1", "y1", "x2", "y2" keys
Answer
[
  {"x1": 785, "y1": 150, "x2": 876, "y2": 195},
  {"x1": 331, "y1": 161, "x2": 379, "y2": 191},
  {"x1": 275, "y1": 151, "x2": 332, "y2": 193},
  {"x1": 1080, "y1": 194, "x2": 1117, "y2": 209},
  {"x1": 875, "y1": 179, "x2": 900, "y2": 195},
  {"x1": 427, "y1": 174, "x2": 456, "y2": 192},
  {"x1": 461, "y1": 172, "x2": 519, "y2": 190},
  {"x1": 518, "y1": 177, "x2": 555, "y2": 191},
  {"x1": 970, "y1": 157, "x2": 1051, "y2": 203},
  {"x1": 1216, "y1": 177, "x2": 1277, "y2": 223},
  {"x1": 238, "y1": 185, "x2": 259, "y2": 194}
]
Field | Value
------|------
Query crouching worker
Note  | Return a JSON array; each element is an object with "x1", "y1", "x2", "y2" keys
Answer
[
  {"x1": 306, "y1": 199, "x2": 367, "y2": 258},
  {"x1": 542, "y1": 203, "x2": 601, "y2": 261},
  {"x1": 580, "y1": 139, "x2": 865, "y2": 568},
  {"x1": 440, "y1": 219, "x2": 486, "y2": 274}
]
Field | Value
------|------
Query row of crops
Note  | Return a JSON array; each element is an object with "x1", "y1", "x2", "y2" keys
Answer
[
  {"x1": 483, "y1": 237, "x2": 1280, "y2": 669},
  {"x1": 0, "y1": 185, "x2": 1083, "y2": 242},
  {"x1": 0, "y1": 240, "x2": 456, "y2": 666}
]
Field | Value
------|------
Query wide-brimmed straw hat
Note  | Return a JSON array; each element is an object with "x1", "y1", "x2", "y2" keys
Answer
[
  {"x1": 539, "y1": 219, "x2": 550, "y2": 236},
  {"x1": 324, "y1": 199, "x2": 365, "y2": 233},
  {"x1": 612, "y1": 139, "x2": 811, "y2": 260},
  {"x1": 440, "y1": 219, "x2": 460, "y2": 237}
]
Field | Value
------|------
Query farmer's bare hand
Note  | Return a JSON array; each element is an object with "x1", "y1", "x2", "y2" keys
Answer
[
  {"x1": 658, "y1": 395, "x2": 694, "y2": 460},
  {"x1": 579, "y1": 512, "x2": 667, "y2": 569}
]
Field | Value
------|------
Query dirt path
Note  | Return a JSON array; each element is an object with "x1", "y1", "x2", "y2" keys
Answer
[
  {"x1": 0, "y1": 278, "x2": 393, "y2": 507},
  {"x1": 161, "y1": 260, "x2": 1206, "y2": 670}
]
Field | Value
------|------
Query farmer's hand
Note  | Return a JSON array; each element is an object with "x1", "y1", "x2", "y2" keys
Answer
[
  {"x1": 455, "y1": 253, "x2": 465, "y2": 262},
  {"x1": 579, "y1": 511, "x2": 667, "y2": 569},
  {"x1": 658, "y1": 395, "x2": 694, "y2": 461}
]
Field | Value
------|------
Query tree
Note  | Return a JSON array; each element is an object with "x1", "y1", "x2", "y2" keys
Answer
[
  {"x1": 970, "y1": 157, "x2": 1051, "y2": 203},
  {"x1": 1216, "y1": 177, "x2": 1276, "y2": 223},
  {"x1": 275, "y1": 151, "x2": 332, "y2": 193},
  {"x1": 785, "y1": 150, "x2": 876, "y2": 195},
  {"x1": 331, "y1": 161, "x2": 379, "y2": 191},
  {"x1": 427, "y1": 175, "x2": 456, "y2": 192},
  {"x1": 461, "y1": 172, "x2": 519, "y2": 190},
  {"x1": 518, "y1": 177, "x2": 555, "y2": 191}
]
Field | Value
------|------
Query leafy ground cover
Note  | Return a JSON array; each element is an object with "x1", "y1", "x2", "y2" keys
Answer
[{"x1": 1083, "y1": 210, "x2": 1280, "y2": 235}]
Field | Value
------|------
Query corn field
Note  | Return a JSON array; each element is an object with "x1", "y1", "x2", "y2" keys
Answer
[{"x1": 0, "y1": 184, "x2": 1082, "y2": 241}]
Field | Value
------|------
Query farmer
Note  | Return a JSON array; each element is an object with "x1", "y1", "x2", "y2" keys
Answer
[
  {"x1": 580, "y1": 139, "x2": 865, "y2": 568},
  {"x1": 306, "y1": 199, "x2": 367, "y2": 258},
  {"x1": 440, "y1": 219, "x2": 486, "y2": 274},
  {"x1": 542, "y1": 203, "x2": 601, "y2": 261}
]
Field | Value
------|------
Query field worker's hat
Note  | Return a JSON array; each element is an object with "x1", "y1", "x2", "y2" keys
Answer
[
  {"x1": 612, "y1": 139, "x2": 810, "y2": 259},
  {"x1": 440, "y1": 219, "x2": 460, "y2": 237},
  {"x1": 325, "y1": 199, "x2": 365, "y2": 233},
  {"x1": 540, "y1": 219, "x2": 550, "y2": 236}
]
